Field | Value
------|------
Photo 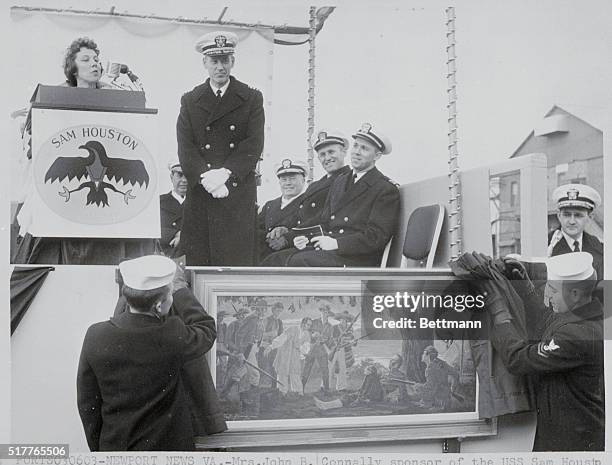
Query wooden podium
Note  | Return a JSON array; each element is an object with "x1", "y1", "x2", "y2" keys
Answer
[{"x1": 15, "y1": 85, "x2": 161, "y2": 264}]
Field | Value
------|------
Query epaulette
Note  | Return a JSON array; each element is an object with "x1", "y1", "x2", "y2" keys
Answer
[{"x1": 386, "y1": 177, "x2": 400, "y2": 188}]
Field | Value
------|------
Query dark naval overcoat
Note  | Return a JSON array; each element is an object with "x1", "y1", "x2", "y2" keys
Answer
[
  {"x1": 177, "y1": 76, "x2": 264, "y2": 265},
  {"x1": 491, "y1": 299, "x2": 604, "y2": 451},
  {"x1": 293, "y1": 165, "x2": 351, "y2": 229},
  {"x1": 287, "y1": 167, "x2": 400, "y2": 267},
  {"x1": 256, "y1": 196, "x2": 303, "y2": 263},
  {"x1": 159, "y1": 192, "x2": 183, "y2": 258}
]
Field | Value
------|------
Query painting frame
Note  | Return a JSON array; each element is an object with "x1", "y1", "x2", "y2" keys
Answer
[{"x1": 192, "y1": 268, "x2": 497, "y2": 449}]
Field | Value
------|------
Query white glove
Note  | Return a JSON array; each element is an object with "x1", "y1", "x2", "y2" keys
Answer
[
  {"x1": 201, "y1": 168, "x2": 230, "y2": 193},
  {"x1": 311, "y1": 235, "x2": 338, "y2": 251},
  {"x1": 210, "y1": 184, "x2": 229, "y2": 199},
  {"x1": 293, "y1": 236, "x2": 309, "y2": 250}
]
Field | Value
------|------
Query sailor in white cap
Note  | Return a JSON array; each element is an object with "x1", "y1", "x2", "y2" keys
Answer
[
  {"x1": 483, "y1": 251, "x2": 604, "y2": 451},
  {"x1": 159, "y1": 160, "x2": 187, "y2": 257},
  {"x1": 256, "y1": 159, "x2": 308, "y2": 263},
  {"x1": 283, "y1": 122, "x2": 400, "y2": 267},
  {"x1": 77, "y1": 255, "x2": 223, "y2": 451},
  {"x1": 178, "y1": 30, "x2": 265, "y2": 266},
  {"x1": 548, "y1": 183, "x2": 603, "y2": 279}
]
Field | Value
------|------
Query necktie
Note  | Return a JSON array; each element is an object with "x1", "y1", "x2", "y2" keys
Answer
[
  {"x1": 573, "y1": 240, "x2": 580, "y2": 252},
  {"x1": 216, "y1": 89, "x2": 222, "y2": 99},
  {"x1": 352, "y1": 173, "x2": 358, "y2": 184}
]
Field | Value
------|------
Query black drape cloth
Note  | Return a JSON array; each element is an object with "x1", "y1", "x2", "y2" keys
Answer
[
  {"x1": 450, "y1": 252, "x2": 532, "y2": 418},
  {"x1": 10, "y1": 266, "x2": 54, "y2": 335}
]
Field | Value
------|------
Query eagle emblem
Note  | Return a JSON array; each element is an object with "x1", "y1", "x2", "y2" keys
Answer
[
  {"x1": 215, "y1": 35, "x2": 227, "y2": 48},
  {"x1": 318, "y1": 131, "x2": 328, "y2": 142},
  {"x1": 281, "y1": 159, "x2": 292, "y2": 169},
  {"x1": 567, "y1": 188, "x2": 579, "y2": 200},
  {"x1": 361, "y1": 122, "x2": 372, "y2": 133},
  {"x1": 44, "y1": 140, "x2": 149, "y2": 207}
]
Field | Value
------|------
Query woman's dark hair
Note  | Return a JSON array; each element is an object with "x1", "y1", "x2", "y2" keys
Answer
[
  {"x1": 122, "y1": 284, "x2": 172, "y2": 312},
  {"x1": 63, "y1": 37, "x2": 101, "y2": 87}
]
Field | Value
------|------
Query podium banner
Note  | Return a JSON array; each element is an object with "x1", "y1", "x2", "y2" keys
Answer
[{"x1": 29, "y1": 108, "x2": 160, "y2": 238}]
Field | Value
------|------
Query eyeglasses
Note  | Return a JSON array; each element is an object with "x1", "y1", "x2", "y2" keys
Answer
[{"x1": 560, "y1": 211, "x2": 588, "y2": 219}]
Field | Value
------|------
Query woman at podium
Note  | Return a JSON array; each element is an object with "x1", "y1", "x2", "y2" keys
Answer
[{"x1": 12, "y1": 37, "x2": 158, "y2": 265}]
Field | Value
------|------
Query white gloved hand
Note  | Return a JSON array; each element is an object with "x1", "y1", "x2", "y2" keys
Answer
[
  {"x1": 200, "y1": 168, "x2": 230, "y2": 193},
  {"x1": 210, "y1": 184, "x2": 229, "y2": 199},
  {"x1": 293, "y1": 236, "x2": 309, "y2": 250},
  {"x1": 311, "y1": 235, "x2": 338, "y2": 251}
]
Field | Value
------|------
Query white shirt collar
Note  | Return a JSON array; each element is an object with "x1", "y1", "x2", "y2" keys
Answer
[
  {"x1": 171, "y1": 191, "x2": 185, "y2": 205},
  {"x1": 352, "y1": 166, "x2": 374, "y2": 182},
  {"x1": 280, "y1": 187, "x2": 307, "y2": 209},
  {"x1": 209, "y1": 79, "x2": 230, "y2": 98},
  {"x1": 562, "y1": 231, "x2": 583, "y2": 251}
]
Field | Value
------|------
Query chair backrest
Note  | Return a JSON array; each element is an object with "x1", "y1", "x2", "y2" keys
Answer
[{"x1": 400, "y1": 204, "x2": 445, "y2": 268}]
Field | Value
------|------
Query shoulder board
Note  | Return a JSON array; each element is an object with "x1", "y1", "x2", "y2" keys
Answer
[{"x1": 386, "y1": 177, "x2": 400, "y2": 188}]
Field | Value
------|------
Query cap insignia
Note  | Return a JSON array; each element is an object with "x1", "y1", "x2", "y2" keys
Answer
[{"x1": 215, "y1": 35, "x2": 227, "y2": 47}]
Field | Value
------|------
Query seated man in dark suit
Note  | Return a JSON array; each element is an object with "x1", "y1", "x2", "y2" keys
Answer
[
  {"x1": 256, "y1": 159, "x2": 307, "y2": 263},
  {"x1": 160, "y1": 161, "x2": 187, "y2": 258},
  {"x1": 280, "y1": 123, "x2": 400, "y2": 267},
  {"x1": 261, "y1": 129, "x2": 350, "y2": 266},
  {"x1": 547, "y1": 183, "x2": 603, "y2": 279}
]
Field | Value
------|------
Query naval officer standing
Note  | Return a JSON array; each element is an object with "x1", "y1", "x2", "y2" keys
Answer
[
  {"x1": 548, "y1": 183, "x2": 603, "y2": 279},
  {"x1": 177, "y1": 31, "x2": 265, "y2": 266}
]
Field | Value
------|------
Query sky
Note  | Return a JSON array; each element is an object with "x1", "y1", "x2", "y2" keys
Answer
[{"x1": 5, "y1": 0, "x2": 611, "y2": 199}]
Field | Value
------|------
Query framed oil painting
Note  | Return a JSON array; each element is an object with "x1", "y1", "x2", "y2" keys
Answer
[{"x1": 193, "y1": 269, "x2": 496, "y2": 448}]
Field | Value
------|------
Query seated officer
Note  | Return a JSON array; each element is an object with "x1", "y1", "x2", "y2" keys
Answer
[
  {"x1": 284, "y1": 123, "x2": 400, "y2": 267},
  {"x1": 485, "y1": 252, "x2": 604, "y2": 451},
  {"x1": 547, "y1": 183, "x2": 603, "y2": 279},
  {"x1": 261, "y1": 130, "x2": 350, "y2": 266},
  {"x1": 256, "y1": 159, "x2": 307, "y2": 263},
  {"x1": 295, "y1": 129, "x2": 350, "y2": 228},
  {"x1": 160, "y1": 161, "x2": 187, "y2": 257}
]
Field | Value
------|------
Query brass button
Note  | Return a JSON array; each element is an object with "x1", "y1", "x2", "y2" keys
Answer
[
  {"x1": 205, "y1": 144, "x2": 211, "y2": 150},
  {"x1": 330, "y1": 215, "x2": 335, "y2": 220},
  {"x1": 311, "y1": 202, "x2": 316, "y2": 207},
  {"x1": 207, "y1": 163, "x2": 211, "y2": 168},
  {"x1": 206, "y1": 126, "x2": 211, "y2": 131},
  {"x1": 344, "y1": 217, "x2": 349, "y2": 222},
  {"x1": 230, "y1": 125, "x2": 236, "y2": 131},
  {"x1": 229, "y1": 143, "x2": 235, "y2": 149},
  {"x1": 299, "y1": 205, "x2": 303, "y2": 209},
  {"x1": 172, "y1": 222, "x2": 176, "y2": 227},
  {"x1": 232, "y1": 182, "x2": 238, "y2": 187},
  {"x1": 339, "y1": 229, "x2": 344, "y2": 234},
  {"x1": 297, "y1": 220, "x2": 301, "y2": 225}
]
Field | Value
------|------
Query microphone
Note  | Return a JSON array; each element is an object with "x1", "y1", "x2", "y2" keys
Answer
[
  {"x1": 101, "y1": 61, "x2": 144, "y2": 92},
  {"x1": 106, "y1": 62, "x2": 122, "y2": 78}
]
